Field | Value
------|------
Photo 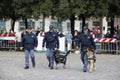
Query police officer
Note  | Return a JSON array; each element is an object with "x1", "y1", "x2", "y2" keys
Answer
[
  {"x1": 20, "y1": 27, "x2": 38, "y2": 69},
  {"x1": 77, "y1": 27, "x2": 96, "y2": 72},
  {"x1": 42, "y1": 25, "x2": 59, "y2": 69}
]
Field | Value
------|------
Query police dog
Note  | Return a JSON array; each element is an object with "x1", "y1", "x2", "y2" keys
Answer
[
  {"x1": 53, "y1": 50, "x2": 71, "y2": 69},
  {"x1": 85, "y1": 48, "x2": 96, "y2": 73}
]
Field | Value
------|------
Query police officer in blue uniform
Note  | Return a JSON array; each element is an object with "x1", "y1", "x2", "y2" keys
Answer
[
  {"x1": 42, "y1": 25, "x2": 59, "y2": 69},
  {"x1": 20, "y1": 27, "x2": 38, "y2": 69},
  {"x1": 77, "y1": 27, "x2": 96, "y2": 72}
]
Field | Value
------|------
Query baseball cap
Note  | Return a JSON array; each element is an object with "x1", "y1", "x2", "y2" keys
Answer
[
  {"x1": 49, "y1": 25, "x2": 54, "y2": 30},
  {"x1": 83, "y1": 26, "x2": 88, "y2": 30}
]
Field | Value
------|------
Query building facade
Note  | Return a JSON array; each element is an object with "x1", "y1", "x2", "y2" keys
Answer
[{"x1": 0, "y1": 17, "x2": 119, "y2": 34}]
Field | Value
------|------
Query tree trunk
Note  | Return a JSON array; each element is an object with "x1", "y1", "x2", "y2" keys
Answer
[
  {"x1": 70, "y1": 15, "x2": 75, "y2": 49},
  {"x1": 70, "y1": 16, "x2": 75, "y2": 36},
  {"x1": 43, "y1": 15, "x2": 45, "y2": 31},
  {"x1": 110, "y1": 16, "x2": 114, "y2": 37},
  {"x1": 11, "y1": 18, "x2": 16, "y2": 32},
  {"x1": 25, "y1": 18, "x2": 28, "y2": 29},
  {"x1": 82, "y1": 16, "x2": 85, "y2": 33},
  {"x1": 99, "y1": 17, "x2": 103, "y2": 32}
]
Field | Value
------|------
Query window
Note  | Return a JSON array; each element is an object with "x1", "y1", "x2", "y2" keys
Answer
[
  {"x1": 50, "y1": 20, "x2": 57, "y2": 28},
  {"x1": 19, "y1": 22, "x2": 25, "y2": 29},
  {"x1": 57, "y1": 23, "x2": 62, "y2": 31},
  {"x1": 80, "y1": 23, "x2": 82, "y2": 32},
  {"x1": 28, "y1": 22, "x2": 35, "y2": 29},
  {"x1": 0, "y1": 20, "x2": 6, "y2": 33},
  {"x1": 67, "y1": 22, "x2": 71, "y2": 31},
  {"x1": 39, "y1": 22, "x2": 43, "y2": 30},
  {"x1": 19, "y1": 20, "x2": 35, "y2": 29},
  {"x1": 50, "y1": 20, "x2": 62, "y2": 32}
]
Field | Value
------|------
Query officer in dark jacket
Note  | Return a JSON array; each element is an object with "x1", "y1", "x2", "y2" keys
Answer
[
  {"x1": 42, "y1": 25, "x2": 59, "y2": 69},
  {"x1": 20, "y1": 27, "x2": 38, "y2": 69},
  {"x1": 77, "y1": 27, "x2": 96, "y2": 72}
]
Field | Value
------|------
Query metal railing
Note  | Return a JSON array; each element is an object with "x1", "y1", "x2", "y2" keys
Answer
[
  {"x1": 95, "y1": 40, "x2": 120, "y2": 54},
  {"x1": 0, "y1": 37, "x2": 17, "y2": 51}
]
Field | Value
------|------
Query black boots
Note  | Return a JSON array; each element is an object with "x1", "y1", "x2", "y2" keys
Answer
[{"x1": 24, "y1": 66, "x2": 29, "y2": 69}]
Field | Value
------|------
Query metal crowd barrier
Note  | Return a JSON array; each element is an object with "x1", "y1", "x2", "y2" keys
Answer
[
  {"x1": 0, "y1": 37, "x2": 17, "y2": 51},
  {"x1": 95, "y1": 38, "x2": 120, "y2": 54}
]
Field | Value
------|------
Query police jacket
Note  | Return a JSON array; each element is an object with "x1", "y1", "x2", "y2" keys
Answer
[
  {"x1": 21, "y1": 32, "x2": 38, "y2": 50},
  {"x1": 78, "y1": 33, "x2": 96, "y2": 51},
  {"x1": 42, "y1": 31, "x2": 59, "y2": 49}
]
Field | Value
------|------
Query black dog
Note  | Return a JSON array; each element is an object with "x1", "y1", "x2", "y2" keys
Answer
[{"x1": 53, "y1": 50, "x2": 71, "y2": 69}]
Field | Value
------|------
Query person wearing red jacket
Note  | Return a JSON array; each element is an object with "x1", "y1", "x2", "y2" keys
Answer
[
  {"x1": 8, "y1": 29, "x2": 15, "y2": 51},
  {"x1": 0, "y1": 30, "x2": 8, "y2": 50},
  {"x1": 1, "y1": 30, "x2": 7, "y2": 36},
  {"x1": 92, "y1": 26, "x2": 99, "y2": 36}
]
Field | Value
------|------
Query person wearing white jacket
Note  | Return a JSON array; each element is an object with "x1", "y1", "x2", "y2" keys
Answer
[{"x1": 15, "y1": 29, "x2": 22, "y2": 50}]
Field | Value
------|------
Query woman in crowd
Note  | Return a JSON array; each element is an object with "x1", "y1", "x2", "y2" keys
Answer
[
  {"x1": 8, "y1": 29, "x2": 15, "y2": 51},
  {"x1": 65, "y1": 31, "x2": 72, "y2": 51}
]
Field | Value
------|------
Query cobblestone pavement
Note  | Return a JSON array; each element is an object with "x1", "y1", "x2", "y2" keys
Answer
[{"x1": 0, "y1": 51, "x2": 120, "y2": 80}]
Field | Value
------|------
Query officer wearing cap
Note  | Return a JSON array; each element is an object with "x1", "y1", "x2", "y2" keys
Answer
[
  {"x1": 20, "y1": 27, "x2": 38, "y2": 69},
  {"x1": 77, "y1": 26, "x2": 96, "y2": 72},
  {"x1": 42, "y1": 25, "x2": 59, "y2": 69}
]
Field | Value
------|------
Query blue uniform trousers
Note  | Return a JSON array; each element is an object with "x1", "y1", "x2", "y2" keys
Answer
[
  {"x1": 25, "y1": 49, "x2": 35, "y2": 67},
  {"x1": 46, "y1": 48, "x2": 54, "y2": 68},
  {"x1": 81, "y1": 51, "x2": 88, "y2": 71}
]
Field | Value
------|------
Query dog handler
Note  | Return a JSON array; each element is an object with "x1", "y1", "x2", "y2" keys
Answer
[
  {"x1": 77, "y1": 27, "x2": 96, "y2": 72},
  {"x1": 20, "y1": 27, "x2": 38, "y2": 69},
  {"x1": 42, "y1": 25, "x2": 59, "y2": 69}
]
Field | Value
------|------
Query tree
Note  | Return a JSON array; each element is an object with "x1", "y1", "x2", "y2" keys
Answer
[
  {"x1": 79, "y1": 0, "x2": 108, "y2": 32},
  {"x1": 0, "y1": 0, "x2": 19, "y2": 31},
  {"x1": 31, "y1": 0, "x2": 53, "y2": 30},
  {"x1": 107, "y1": 0, "x2": 120, "y2": 36},
  {"x1": 12, "y1": 0, "x2": 38, "y2": 29},
  {"x1": 1, "y1": 0, "x2": 53, "y2": 30},
  {"x1": 54, "y1": 0, "x2": 87, "y2": 35}
]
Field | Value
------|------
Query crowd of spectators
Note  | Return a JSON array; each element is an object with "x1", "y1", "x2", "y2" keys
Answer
[{"x1": 0, "y1": 25, "x2": 120, "y2": 53}]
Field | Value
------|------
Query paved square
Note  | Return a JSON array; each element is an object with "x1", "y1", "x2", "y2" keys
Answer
[{"x1": 0, "y1": 51, "x2": 120, "y2": 80}]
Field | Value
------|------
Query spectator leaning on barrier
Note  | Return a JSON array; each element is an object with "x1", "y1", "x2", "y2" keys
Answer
[
  {"x1": 92, "y1": 26, "x2": 99, "y2": 36},
  {"x1": 112, "y1": 31, "x2": 120, "y2": 54},
  {"x1": 20, "y1": 27, "x2": 38, "y2": 69},
  {"x1": 0, "y1": 29, "x2": 8, "y2": 50},
  {"x1": 95, "y1": 29, "x2": 102, "y2": 54},
  {"x1": 8, "y1": 29, "x2": 15, "y2": 51},
  {"x1": 77, "y1": 26, "x2": 96, "y2": 72},
  {"x1": 1, "y1": 29, "x2": 7, "y2": 36},
  {"x1": 105, "y1": 32, "x2": 112, "y2": 54},
  {"x1": 42, "y1": 25, "x2": 59, "y2": 70},
  {"x1": 113, "y1": 31, "x2": 120, "y2": 40}
]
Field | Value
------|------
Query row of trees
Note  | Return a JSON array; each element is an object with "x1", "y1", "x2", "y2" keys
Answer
[{"x1": 0, "y1": 0, "x2": 120, "y2": 35}]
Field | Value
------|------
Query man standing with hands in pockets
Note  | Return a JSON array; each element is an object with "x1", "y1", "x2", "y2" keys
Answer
[{"x1": 20, "y1": 27, "x2": 38, "y2": 69}]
